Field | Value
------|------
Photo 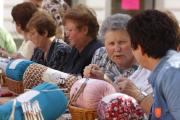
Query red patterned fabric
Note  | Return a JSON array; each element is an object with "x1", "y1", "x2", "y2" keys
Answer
[{"x1": 97, "y1": 93, "x2": 144, "y2": 120}]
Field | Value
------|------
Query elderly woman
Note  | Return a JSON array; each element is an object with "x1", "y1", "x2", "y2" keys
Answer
[
  {"x1": 84, "y1": 13, "x2": 138, "y2": 81},
  {"x1": 84, "y1": 13, "x2": 153, "y2": 113},
  {"x1": 27, "y1": 10, "x2": 71, "y2": 71},
  {"x1": 62, "y1": 4, "x2": 103, "y2": 75},
  {"x1": 0, "y1": 2, "x2": 37, "y2": 59}
]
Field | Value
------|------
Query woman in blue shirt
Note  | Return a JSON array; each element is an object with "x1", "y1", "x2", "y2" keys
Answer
[{"x1": 127, "y1": 10, "x2": 180, "y2": 119}]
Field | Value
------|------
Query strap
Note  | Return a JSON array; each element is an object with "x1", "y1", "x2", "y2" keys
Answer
[{"x1": 68, "y1": 78, "x2": 89, "y2": 106}]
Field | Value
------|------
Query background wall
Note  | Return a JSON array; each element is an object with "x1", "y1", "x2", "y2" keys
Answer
[
  {"x1": 3, "y1": 0, "x2": 23, "y2": 39},
  {"x1": 73, "y1": 0, "x2": 111, "y2": 25},
  {"x1": 0, "y1": 0, "x2": 4, "y2": 27},
  {"x1": 156, "y1": 0, "x2": 180, "y2": 24},
  {"x1": 3, "y1": 0, "x2": 23, "y2": 48},
  {"x1": 1, "y1": 0, "x2": 180, "y2": 44}
]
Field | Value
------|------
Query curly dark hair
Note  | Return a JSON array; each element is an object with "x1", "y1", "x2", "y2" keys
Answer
[
  {"x1": 127, "y1": 10, "x2": 178, "y2": 58},
  {"x1": 11, "y1": 2, "x2": 38, "y2": 31}
]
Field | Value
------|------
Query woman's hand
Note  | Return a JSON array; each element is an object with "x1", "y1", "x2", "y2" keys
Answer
[
  {"x1": 115, "y1": 77, "x2": 153, "y2": 113},
  {"x1": 0, "y1": 49, "x2": 24, "y2": 59},
  {"x1": 115, "y1": 77, "x2": 142, "y2": 102},
  {"x1": 10, "y1": 53, "x2": 24, "y2": 59},
  {"x1": 83, "y1": 64, "x2": 104, "y2": 80}
]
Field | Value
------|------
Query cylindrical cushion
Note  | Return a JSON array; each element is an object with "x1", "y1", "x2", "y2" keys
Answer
[
  {"x1": 70, "y1": 78, "x2": 116, "y2": 109},
  {"x1": 23, "y1": 63, "x2": 77, "y2": 91},
  {"x1": 23, "y1": 63, "x2": 48, "y2": 89},
  {"x1": 97, "y1": 93, "x2": 144, "y2": 120},
  {"x1": 5, "y1": 59, "x2": 34, "y2": 81},
  {"x1": 0, "y1": 82, "x2": 68, "y2": 120}
]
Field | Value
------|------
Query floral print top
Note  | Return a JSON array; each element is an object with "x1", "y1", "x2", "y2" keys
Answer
[{"x1": 31, "y1": 38, "x2": 71, "y2": 71}]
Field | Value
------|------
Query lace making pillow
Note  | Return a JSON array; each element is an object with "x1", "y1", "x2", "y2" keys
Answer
[
  {"x1": 23, "y1": 63, "x2": 48, "y2": 89},
  {"x1": 6, "y1": 59, "x2": 34, "y2": 80},
  {"x1": 23, "y1": 63, "x2": 77, "y2": 92},
  {"x1": 70, "y1": 78, "x2": 116, "y2": 109},
  {"x1": 97, "y1": 93, "x2": 144, "y2": 120},
  {"x1": 42, "y1": 67, "x2": 77, "y2": 92},
  {"x1": 0, "y1": 82, "x2": 67, "y2": 120}
]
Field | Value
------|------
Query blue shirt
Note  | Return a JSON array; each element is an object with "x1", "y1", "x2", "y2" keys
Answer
[{"x1": 148, "y1": 50, "x2": 180, "y2": 120}]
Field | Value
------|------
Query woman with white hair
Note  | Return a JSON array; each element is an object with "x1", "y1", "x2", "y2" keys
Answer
[
  {"x1": 84, "y1": 13, "x2": 153, "y2": 113},
  {"x1": 84, "y1": 13, "x2": 138, "y2": 81}
]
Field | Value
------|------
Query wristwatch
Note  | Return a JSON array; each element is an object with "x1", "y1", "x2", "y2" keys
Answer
[{"x1": 138, "y1": 91, "x2": 148, "y2": 104}]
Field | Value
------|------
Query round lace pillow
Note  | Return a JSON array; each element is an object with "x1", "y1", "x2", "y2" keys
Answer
[
  {"x1": 97, "y1": 93, "x2": 144, "y2": 120},
  {"x1": 70, "y1": 78, "x2": 116, "y2": 109}
]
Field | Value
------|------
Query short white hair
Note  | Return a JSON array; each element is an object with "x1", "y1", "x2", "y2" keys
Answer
[{"x1": 99, "y1": 13, "x2": 131, "y2": 40}]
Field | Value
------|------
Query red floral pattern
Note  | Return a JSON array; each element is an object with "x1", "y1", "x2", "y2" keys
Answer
[{"x1": 98, "y1": 93, "x2": 144, "y2": 120}]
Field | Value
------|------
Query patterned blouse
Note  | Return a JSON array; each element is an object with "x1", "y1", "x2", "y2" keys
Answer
[
  {"x1": 91, "y1": 47, "x2": 138, "y2": 81},
  {"x1": 31, "y1": 38, "x2": 71, "y2": 71}
]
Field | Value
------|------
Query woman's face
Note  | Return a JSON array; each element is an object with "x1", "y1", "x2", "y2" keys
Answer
[
  {"x1": 65, "y1": 20, "x2": 85, "y2": 48},
  {"x1": 28, "y1": 28, "x2": 44, "y2": 48},
  {"x1": 104, "y1": 30, "x2": 135, "y2": 68}
]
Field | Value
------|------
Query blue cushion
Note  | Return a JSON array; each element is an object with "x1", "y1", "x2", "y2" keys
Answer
[
  {"x1": 0, "y1": 82, "x2": 68, "y2": 120},
  {"x1": 6, "y1": 59, "x2": 34, "y2": 81}
]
